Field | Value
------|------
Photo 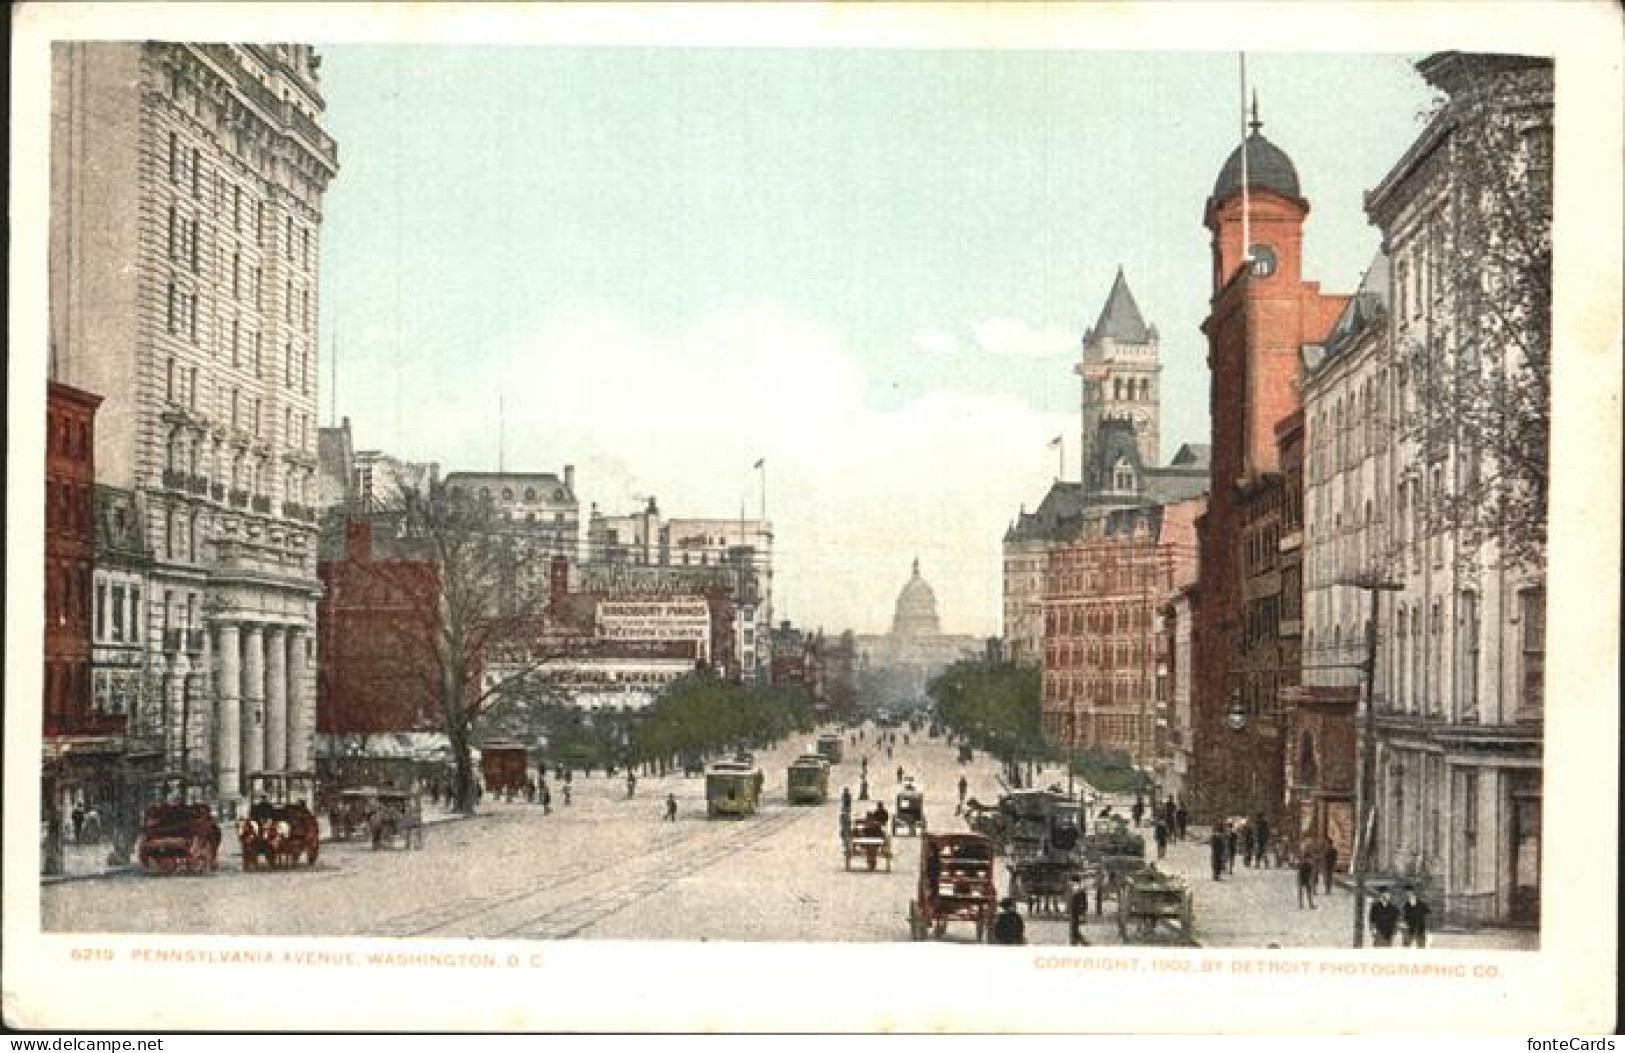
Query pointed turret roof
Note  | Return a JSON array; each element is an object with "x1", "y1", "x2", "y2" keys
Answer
[{"x1": 1089, "y1": 268, "x2": 1153, "y2": 344}]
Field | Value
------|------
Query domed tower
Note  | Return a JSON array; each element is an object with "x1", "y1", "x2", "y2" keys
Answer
[
  {"x1": 891, "y1": 558, "x2": 941, "y2": 639},
  {"x1": 1076, "y1": 267, "x2": 1161, "y2": 492},
  {"x1": 1206, "y1": 101, "x2": 1309, "y2": 294}
]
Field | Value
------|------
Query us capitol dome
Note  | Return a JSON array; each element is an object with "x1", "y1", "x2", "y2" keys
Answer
[{"x1": 891, "y1": 558, "x2": 942, "y2": 639}]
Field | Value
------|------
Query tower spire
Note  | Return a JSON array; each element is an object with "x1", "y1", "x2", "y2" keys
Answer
[{"x1": 1250, "y1": 89, "x2": 1262, "y2": 134}]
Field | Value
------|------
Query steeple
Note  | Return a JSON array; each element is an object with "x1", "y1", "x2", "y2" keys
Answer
[{"x1": 1089, "y1": 267, "x2": 1153, "y2": 344}]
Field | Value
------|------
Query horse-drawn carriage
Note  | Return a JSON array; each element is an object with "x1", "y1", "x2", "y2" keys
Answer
[
  {"x1": 238, "y1": 771, "x2": 320, "y2": 870},
  {"x1": 367, "y1": 789, "x2": 424, "y2": 850},
  {"x1": 137, "y1": 802, "x2": 221, "y2": 874},
  {"x1": 329, "y1": 788, "x2": 378, "y2": 842},
  {"x1": 844, "y1": 806, "x2": 894, "y2": 871},
  {"x1": 1117, "y1": 867, "x2": 1197, "y2": 945},
  {"x1": 1082, "y1": 816, "x2": 1149, "y2": 913},
  {"x1": 908, "y1": 832, "x2": 997, "y2": 941},
  {"x1": 892, "y1": 784, "x2": 926, "y2": 836},
  {"x1": 706, "y1": 762, "x2": 764, "y2": 818},
  {"x1": 787, "y1": 754, "x2": 832, "y2": 805},
  {"x1": 479, "y1": 740, "x2": 531, "y2": 799}
]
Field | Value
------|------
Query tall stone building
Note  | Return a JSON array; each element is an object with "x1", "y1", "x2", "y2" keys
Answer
[
  {"x1": 1189, "y1": 108, "x2": 1348, "y2": 822},
  {"x1": 855, "y1": 561, "x2": 982, "y2": 712},
  {"x1": 1003, "y1": 270, "x2": 1206, "y2": 668},
  {"x1": 50, "y1": 43, "x2": 338, "y2": 810},
  {"x1": 1347, "y1": 52, "x2": 1549, "y2": 927}
]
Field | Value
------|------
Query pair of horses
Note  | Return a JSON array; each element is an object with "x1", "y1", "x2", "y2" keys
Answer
[{"x1": 238, "y1": 806, "x2": 319, "y2": 869}]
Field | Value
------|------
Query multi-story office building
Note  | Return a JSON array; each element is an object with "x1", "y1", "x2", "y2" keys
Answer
[{"x1": 50, "y1": 43, "x2": 338, "y2": 809}]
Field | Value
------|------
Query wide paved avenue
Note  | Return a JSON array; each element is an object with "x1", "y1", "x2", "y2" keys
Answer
[{"x1": 41, "y1": 725, "x2": 1531, "y2": 950}]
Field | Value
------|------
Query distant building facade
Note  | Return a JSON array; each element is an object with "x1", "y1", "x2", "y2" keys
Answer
[{"x1": 856, "y1": 561, "x2": 982, "y2": 711}]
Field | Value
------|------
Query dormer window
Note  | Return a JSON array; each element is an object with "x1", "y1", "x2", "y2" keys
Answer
[{"x1": 1113, "y1": 458, "x2": 1135, "y2": 492}]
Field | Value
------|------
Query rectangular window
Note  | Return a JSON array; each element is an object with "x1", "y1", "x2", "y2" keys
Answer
[
  {"x1": 254, "y1": 397, "x2": 262, "y2": 437},
  {"x1": 189, "y1": 217, "x2": 199, "y2": 272},
  {"x1": 188, "y1": 291, "x2": 198, "y2": 342},
  {"x1": 189, "y1": 366, "x2": 198, "y2": 410},
  {"x1": 231, "y1": 319, "x2": 240, "y2": 367},
  {"x1": 231, "y1": 388, "x2": 239, "y2": 430},
  {"x1": 285, "y1": 278, "x2": 293, "y2": 322},
  {"x1": 166, "y1": 357, "x2": 175, "y2": 402},
  {"x1": 110, "y1": 585, "x2": 125, "y2": 641},
  {"x1": 168, "y1": 131, "x2": 179, "y2": 183},
  {"x1": 232, "y1": 253, "x2": 240, "y2": 300},
  {"x1": 167, "y1": 205, "x2": 177, "y2": 259},
  {"x1": 166, "y1": 282, "x2": 178, "y2": 334},
  {"x1": 130, "y1": 587, "x2": 140, "y2": 641},
  {"x1": 286, "y1": 342, "x2": 294, "y2": 385},
  {"x1": 1521, "y1": 587, "x2": 1545, "y2": 713},
  {"x1": 1460, "y1": 591, "x2": 1479, "y2": 714},
  {"x1": 255, "y1": 331, "x2": 262, "y2": 375},
  {"x1": 255, "y1": 201, "x2": 264, "y2": 244},
  {"x1": 1460, "y1": 769, "x2": 1478, "y2": 887},
  {"x1": 96, "y1": 581, "x2": 107, "y2": 641},
  {"x1": 191, "y1": 147, "x2": 201, "y2": 198},
  {"x1": 232, "y1": 185, "x2": 242, "y2": 230}
]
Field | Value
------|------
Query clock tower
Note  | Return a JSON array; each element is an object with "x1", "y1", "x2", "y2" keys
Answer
[{"x1": 1189, "y1": 104, "x2": 1350, "y2": 822}]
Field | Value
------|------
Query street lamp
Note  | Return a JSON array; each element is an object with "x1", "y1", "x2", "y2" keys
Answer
[
  {"x1": 1225, "y1": 686, "x2": 1247, "y2": 733},
  {"x1": 1337, "y1": 575, "x2": 1403, "y2": 950}
]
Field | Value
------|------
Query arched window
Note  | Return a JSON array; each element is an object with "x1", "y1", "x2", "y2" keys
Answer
[{"x1": 524, "y1": 487, "x2": 537, "y2": 501}]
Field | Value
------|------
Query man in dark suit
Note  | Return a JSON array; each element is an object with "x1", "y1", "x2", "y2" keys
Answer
[
  {"x1": 1401, "y1": 887, "x2": 1431, "y2": 948},
  {"x1": 1209, "y1": 829, "x2": 1227, "y2": 881},
  {"x1": 1368, "y1": 889, "x2": 1401, "y2": 947}
]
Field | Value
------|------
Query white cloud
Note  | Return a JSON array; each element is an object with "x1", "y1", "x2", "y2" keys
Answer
[
  {"x1": 347, "y1": 304, "x2": 1070, "y2": 637},
  {"x1": 971, "y1": 316, "x2": 1077, "y2": 358},
  {"x1": 912, "y1": 328, "x2": 960, "y2": 355}
]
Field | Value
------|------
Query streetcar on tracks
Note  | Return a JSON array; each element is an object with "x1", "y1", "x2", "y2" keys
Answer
[
  {"x1": 892, "y1": 783, "x2": 926, "y2": 836},
  {"x1": 705, "y1": 761, "x2": 764, "y2": 818},
  {"x1": 368, "y1": 788, "x2": 424, "y2": 850},
  {"x1": 815, "y1": 732, "x2": 844, "y2": 764},
  {"x1": 787, "y1": 754, "x2": 831, "y2": 805}
]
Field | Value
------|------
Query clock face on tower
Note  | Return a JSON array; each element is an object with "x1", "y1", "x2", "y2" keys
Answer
[{"x1": 1249, "y1": 244, "x2": 1278, "y2": 277}]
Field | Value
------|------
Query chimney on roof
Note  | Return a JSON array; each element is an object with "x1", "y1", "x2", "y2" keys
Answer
[
  {"x1": 346, "y1": 518, "x2": 373, "y2": 563},
  {"x1": 564, "y1": 464, "x2": 575, "y2": 492}
]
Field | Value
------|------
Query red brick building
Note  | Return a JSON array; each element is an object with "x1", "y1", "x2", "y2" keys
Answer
[
  {"x1": 1190, "y1": 113, "x2": 1348, "y2": 821},
  {"x1": 1042, "y1": 497, "x2": 1203, "y2": 766},
  {"x1": 43, "y1": 382, "x2": 113, "y2": 871},
  {"x1": 316, "y1": 519, "x2": 444, "y2": 739}
]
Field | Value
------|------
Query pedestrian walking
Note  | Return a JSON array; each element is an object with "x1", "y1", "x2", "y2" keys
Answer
[
  {"x1": 956, "y1": 775, "x2": 968, "y2": 814},
  {"x1": 1322, "y1": 839, "x2": 1338, "y2": 895},
  {"x1": 1241, "y1": 819, "x2": 1256, "y2": 868},
  {"x1": 838, "y1": 810, "x2": 852, "y2": 850},
  {"x1": 896, "y1": 765, "x2": 904, "y2": 784},
  {"x1": 1175, "y1": 802, "x2": 1189, "y2": 840},
  {"x1": 627, "y1": 771, "x2": 638, "y2": 799},
  {"x1": 1225, "y1": 822, "x2": 1238, "y2": 874},
  {"x1": 562, "y1": 784, "x2": 572, "y2": 807},
  {"x1": 841, "y1": 786, "x2": 852, "y2": 814},
  {"x1": 1208, "y1": 829, "x2": 1227, "y2": 881},
  {"x1": 665, "y1": 793, "x2": 678, "y2": 822},
  {"x1": 1068, "y1": 877, "x2": 1090, "y2": 946},
  {"x1": 1368, "y1": 889, "x2": 1401, "y2": 947},
  {"x1": 1131, "y1": 796, "x2": 1144, "y2": 829},
  {"x1": 1163, "y1": 797, "x2": 1177, "y2": 835},
  {"x1": 1401, "y1": 887, "x2": 1431, "y2": 948},
  {"x1": 858, "y1": 777, "x2": 870, "y2": 801},
  {"x1": 1153, "y1": 819, "x2": 1169, "y2": 859},
  {"x1": 71, "y1": 803, "x2": 86, "y2": 843},
  {"x1": 1254, "y1": 815, "x2": 1272, "y2": 868},
  {"x1": 1296, "y1": 850, "x2": 1318, "y2": 909},
  {"x1": 540, "y1": 782, "x2": 552, "y2": 815}
]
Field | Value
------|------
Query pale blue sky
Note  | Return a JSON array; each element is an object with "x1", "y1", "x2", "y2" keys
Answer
[{"x1": 316, "y1": 47, "x2": 1437, "y2": 635}]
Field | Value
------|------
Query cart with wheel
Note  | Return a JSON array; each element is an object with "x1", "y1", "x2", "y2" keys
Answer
[
  {"x1": 1117, "y1": 867, "x2": 1197, "y2": 945},
  {"x1": 908, "y1": 832, "x2": 997, "y2": 941},
  {"x1": 844, "y1": 811, "x2": 893, "y2": 871},
  {"x1": 368, "y1": 789, "x2": 424, "y2": 850},
  {"x1": 892, "y1": 785, "x2": 926, "y2": 836}
]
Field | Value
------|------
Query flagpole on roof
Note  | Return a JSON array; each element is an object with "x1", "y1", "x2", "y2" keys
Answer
[{"x1": 1239, "y1": 52, "x2": 1252, "y2": 275}]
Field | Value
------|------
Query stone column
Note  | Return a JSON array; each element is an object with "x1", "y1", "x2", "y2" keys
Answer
[
  {"x1": 241, "y1": 624, "x2": 265, "y2": 784},
  {"x1": 216, "y1": 623, "x2": 242, "y2": 803},
  {"x1": 164, "y1": 658, "x2": 187, "y2": 771},
  {"x1": 264, "y1": 626, "x2": 288, "y2": 772},
  {"x1": 286, "y1": 628, "x2": 310, "y2": 774}
]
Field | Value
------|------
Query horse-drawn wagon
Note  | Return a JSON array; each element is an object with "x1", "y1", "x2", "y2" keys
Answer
[
  {"x1": 1117, "y1": 867, "x2": 1197, "y2": 945},
  {"x1": 845, "y1": 807, "x2": 893, "y2": 871},
  {"x1": 908, "y1": 832, "x2": 997, "y2": 941},
  {"x1": 368, "y1": 789, "x2": 424, "y2": 850},
  {"x1": 892, "y1": 784, "x2": 926, "y2": 836},
  {"x1": 239, "y1": 771, "x2": 320, "y2": 870},
  {"x1": 137, "y1": 802, "x2": 221, "y2": 874}
]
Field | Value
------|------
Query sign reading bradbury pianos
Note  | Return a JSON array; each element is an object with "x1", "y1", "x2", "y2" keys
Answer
[{"x1": 597, "y1": 598, "x2": 711, "y2": 658}]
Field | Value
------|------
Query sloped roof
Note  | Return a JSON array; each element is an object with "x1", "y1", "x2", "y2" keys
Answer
[
  {"x1": 1322, "y1": 252, "x2": 1391, "y2": 362},
  {"x1": 1088, "y1": 268, "x2": 1153, "y2": 344}
]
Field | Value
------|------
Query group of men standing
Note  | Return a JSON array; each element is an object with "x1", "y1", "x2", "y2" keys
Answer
[{"x1": 1206, "y1": 814, "x2": 1276, "y2": 880}]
